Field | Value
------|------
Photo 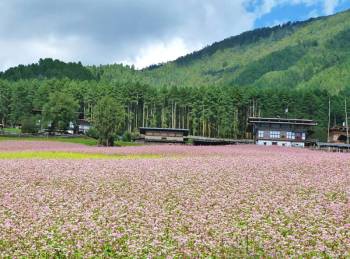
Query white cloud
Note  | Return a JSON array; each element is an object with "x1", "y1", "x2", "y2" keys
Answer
[
  {"x1": 121, "y1": 1, "x2": 257, "y2": 68},
  {"x1": 323, "y1": 0, "x2": 339, "y2": 15},
  {"x1": 0, "y1": 0, "x2": 257, "y2": 70},
  {"x1": 308, "y1": 8, "x2": 320, "y2": 17},
  {"x1": 0, "y1": 35, "x2": 88, "y2": 71},
  {"x1": 252, "y1": 0, "x2": 341, "y2": 17},
  {"x1": 0, "y1": 0, "x2": 345, "y2": 70},
  {"x1": 123, "y1": 38, "x2": 192, "y2": 69}
]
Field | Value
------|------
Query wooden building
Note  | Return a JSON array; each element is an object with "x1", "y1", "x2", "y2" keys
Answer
[
  {"x1": 329, "y1": 126, "x2": 349, "y2": 144},
  {"x1": 139, "y1": 127, "x2": 189, "y2": 143},
  {"x1": 248, "y1": 117, "x2": 317, "y2": 147}
]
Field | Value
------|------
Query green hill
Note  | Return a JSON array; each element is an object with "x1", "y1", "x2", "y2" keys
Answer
[
  {"x1": 0, "y1": 58, "x2": 95, "y2": 81},
  {"x1": 3, "y1": 10, "x2": 350, "y2": 92},
  {"x1": 137, "y1": 9, "x2": 350, "y2": 94}
]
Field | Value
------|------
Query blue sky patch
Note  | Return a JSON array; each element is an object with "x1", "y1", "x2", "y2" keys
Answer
[{"x1": 254, "y1": 1, "x2": 350, "y2": 28}]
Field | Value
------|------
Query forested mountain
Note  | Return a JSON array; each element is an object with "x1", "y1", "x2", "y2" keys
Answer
[
  {"x1": 0, "y1": 58, "x2": 95, "y2": 81},
  {"x1": 139, "y1": 9, "x2": 350, "y2": 93},
  {"x1": 1, "y1": 9, "x2": 350, "y2": 141}
]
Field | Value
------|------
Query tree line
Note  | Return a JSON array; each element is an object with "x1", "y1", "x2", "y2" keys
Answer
[{"x1": 0, "y1": 78, "x2": 349, "y2": 142}]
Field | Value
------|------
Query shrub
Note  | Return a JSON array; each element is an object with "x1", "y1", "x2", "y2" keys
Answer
[
  {"x1": 122, "y1": 131, "x2": 132, "y2": 142},
  {"x1": 86, "y1": 127, "x2": 99, "y2": 139},
  {"x1": 21, "y1": 117, "x2": 39, "y2": 134}
]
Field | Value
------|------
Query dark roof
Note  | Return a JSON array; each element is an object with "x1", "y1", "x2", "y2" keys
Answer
[
  {"x1": 248, "y1": 117, "x2": 317, "y2": 126},
  {"x1": 77, "y1": 119, "x2": 91, "y2": 126},
  {"x1": 139, "y1": 127, "x2": 189, "y2": 135},
  {"x1": 317, "y1": 142, "x2": 350, "y2": 148},
  {"x1": 330, "y1": 126, "x2": 349, "y2": 132}
]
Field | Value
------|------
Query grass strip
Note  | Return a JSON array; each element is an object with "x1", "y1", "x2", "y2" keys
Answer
[
  {"x1": 0, "y1": 151, "x2": 160, "y2": 160},
  {"x1": 0, "y1": 136, "x2": 141, "y2": 147}
]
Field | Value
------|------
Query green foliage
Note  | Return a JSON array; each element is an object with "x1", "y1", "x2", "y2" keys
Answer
[
  {"x1": 0, "y1": 80, "x2": 11, "y2": 125},
  {"x1": 43, "y1": 92, "x2": 79, "y2": 132},
  {"x1": 3, "y1": 127, "x2": 21, "y2": 134},
  {"x1": 93, "y1": 97, "x2": 125, "y2": 146},
  {"x1": 86, "y1": 127, "x2": 99, "y2": 139},
  {"x1": 0, "y1": 135, "x2": 99, "y2": 146},
  {"x1": 326, "y1": 28, "x2": 350, "y2": 50},
  {"x1": 122, "y1": 131, "x2": 132, "y2": 142},
  {"x1": 234, "y1": 44, "x2": 309, "y2": 85},
  {"x1": 21, "y1": 116, "x2": 39, "y2": 134},
  {"x1": 0, "y1": 58, "x2": 95, "y2": 81},
  {"x1": 139, "y1": 9, "x2": 350, "y2": 90},
  {"x1": 171, "y1": 20, "x2": 309, "y2": 67}
]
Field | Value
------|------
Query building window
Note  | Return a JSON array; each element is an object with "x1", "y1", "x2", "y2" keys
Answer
[
  {"x1": 295, "y1": 132, "x2": 302, "y2": 140},
  {"x1": 287, "y1": 132, "x2": 295, "y2": 140},
  {"x1": 302, "y1": 133, "x2": 306, "y2": 140},
  {"x1": 258, "y1": 130, "x2": 264, "y2": 138},
  {"x1": 270, "y1": 131, "x2": 280, "y2": 139}
]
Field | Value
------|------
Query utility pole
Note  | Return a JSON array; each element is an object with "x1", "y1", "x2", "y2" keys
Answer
[
  {"x1": 328, "y1": 96, "x2": 331, "y2": 143},
  {"x1": 345, "y1": 97, "x2": 349, "y2": 144}
]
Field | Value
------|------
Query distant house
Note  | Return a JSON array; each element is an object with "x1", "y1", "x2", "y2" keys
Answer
[
  {"x1": 248, "y1": 117, "x2": 317, "y2": 147},
  {"x1": 77, "y1": 119, "x2": 91, "y2": 134},
  {"x1": 139, "y1": 127, "x2": 189, "y2": 143},
  {"x1": 329, "y1": 126, "x2": 349, "y2": 144},
  {"x1": 68, "y1": 119, "x2": 91, "y2": 134}
]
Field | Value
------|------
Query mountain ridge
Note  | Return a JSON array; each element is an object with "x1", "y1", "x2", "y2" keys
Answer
[
  {"x1": 139, "y1": 8, "x2": 350, "y2": 92},
  {"x1": 1, "y1": 8, "x2": 350, "y2": 95}
]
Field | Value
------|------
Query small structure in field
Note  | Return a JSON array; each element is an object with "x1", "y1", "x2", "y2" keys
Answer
[
  {"x1": 329, "y1": 126, "x2": 349, "y2": 144},
  {"x1": 68, "y1": 119, "x2": 91, "y2": 134},
  {"x1": 139, "y1": 127, "x2": 189, "y2": 143},
  {"x1": 248, "y1": 117, "x2": 317, "y2": 147},
  {"x1": 77, "y1": 119, "x2": 91, "y2": 134}
]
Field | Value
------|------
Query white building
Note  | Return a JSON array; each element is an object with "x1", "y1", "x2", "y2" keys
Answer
[{"x1": 248, "y1": 117, "x2": 317, "y2": 147}]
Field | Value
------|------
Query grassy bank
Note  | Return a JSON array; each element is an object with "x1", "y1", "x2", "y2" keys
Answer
[
  {"x1": 0, "y1": 136, "x2": 141, "y2": 147},
  {"x1": 0, "y1": 151, "x2": 160, "y2": 159}
]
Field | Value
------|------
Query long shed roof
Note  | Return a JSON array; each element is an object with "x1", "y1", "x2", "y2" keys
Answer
[
  {"x1": 139, "y1": 127, "x2": 189, "y2": 135},
  {"x1": 248, "y1": 117, "x2": 317, "y2": 126}
]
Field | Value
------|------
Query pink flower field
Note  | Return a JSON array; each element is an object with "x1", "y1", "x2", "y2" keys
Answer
[{"x1": 0, "y1": 141, "x2": 349, "y2": 257}]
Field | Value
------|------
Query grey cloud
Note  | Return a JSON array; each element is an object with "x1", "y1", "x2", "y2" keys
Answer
[{"x1": 0, "y1": 0, "x2": 256, "y2": 69}]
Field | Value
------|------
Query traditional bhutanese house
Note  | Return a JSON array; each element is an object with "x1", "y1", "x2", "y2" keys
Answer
[
  {"x1": 139, "y1": 127, "x2": 189, "y2": 143},
  {"x1": 248, "y1": 117, "x2": 317, "y2": 147},
  {"x1": 329, "y1": 126, "x2": 349, "y2": 144}
]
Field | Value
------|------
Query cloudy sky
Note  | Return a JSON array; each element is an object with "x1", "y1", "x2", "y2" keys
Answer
[{"x1": 0, "y1": 0, "x2": 349, "y2": 71}]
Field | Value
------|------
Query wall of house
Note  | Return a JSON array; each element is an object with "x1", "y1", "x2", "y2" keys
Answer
[
  {"x1": 251, "y1": 123, "x2": 311, "y2": 148},
  {"x1": 256, "y1": 140, "x2": 305, "y2": 147},
  {"x1": 79, "y1": 125, "x2": 91, "y2": 133},
  {"x1": 256, "y1": 129, "x2": 306, "y2": 141},
  {"x1": 144, "y1": 135, "x2": 184, "y2": 142},
  {"x1": 143, "y1": 130, "x2": 185, "y2": 143},
  {"x1": 145, "y1": 131, "x2": 184, "y2": 137}
]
